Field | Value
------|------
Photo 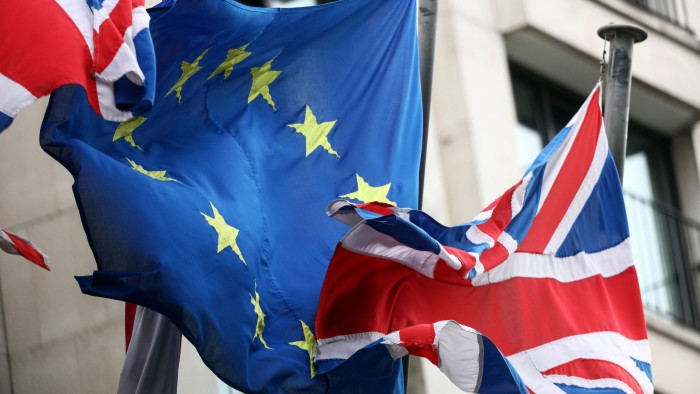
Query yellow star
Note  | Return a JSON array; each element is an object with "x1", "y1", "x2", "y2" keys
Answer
[
  {"x1": 289, "y1": 320, "x2": 317, "y2": 378},
  {"x1": 249, "y1": 283, "x2": 271, "y2": 349},
  {"x1": 113, "y1": 117, "x2": 146, "y2": 150},
  {"x1": 287, "y1": 105, "x2": 339, "y2": 158},
  {"x1": 340, "y1": 174, "x2": 396, "y2": 205},
  {"x1": 208, "y1": 44, "x2": 251, "y2": 80},
  {"x1": 248, "y1": 56, "x2": 281, "y2": 110},
  {"x1": 200, "y1": 202, "x2": 246, "y2": 264},
  {"x1": 126, "y1": 158, "x2": 176, "y2": 182},
  {"x1": 166, "y1": 48, "x2": 209, "y2": 103}
]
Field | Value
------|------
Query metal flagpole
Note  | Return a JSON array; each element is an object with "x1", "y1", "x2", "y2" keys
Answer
[
  {"x1": 417, "y1": 0, "x2": 438, "y2": 210},
  {"x1": 597, "y1": 24, "x2": 647, "y2": 182},
  {"x1": 406, "y1": 0, "x2": 439, "y2": 390}
]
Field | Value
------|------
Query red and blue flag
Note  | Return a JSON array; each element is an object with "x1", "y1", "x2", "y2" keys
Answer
[
  {"x1": 0, "y1": 0, "x2": 155, "y2": 132},
  {"x1": 315, "y1": 85, "x2": 653, "y2": 393},
  {"x1": 0, "y1": 229, "x2": 51, "y2": 271}
]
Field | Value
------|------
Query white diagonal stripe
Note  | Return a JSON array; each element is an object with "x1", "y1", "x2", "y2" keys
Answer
[
  {"x1": 544, "y1": 124, "x2": 608, "y2": 254},
  {"x1": 546, "y1": 375, "x2": 635, "y2": 394},
  {"x1": 55, "y1": 0, "x2": 94, "y2": 55},
  {"x1": 93, "y1": 0, "x2": 122, "y2": 30},
  {"x1": 0, "y1": 73, "x2": 37, "y2": 117},
  {"x1": 508, "y1": 331, "x2": 652, "y2": 394}
]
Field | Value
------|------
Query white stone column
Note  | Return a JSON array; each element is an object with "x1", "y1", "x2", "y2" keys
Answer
[{"x1": 427, "y1": 0, "x2": 520, "y2": 225}]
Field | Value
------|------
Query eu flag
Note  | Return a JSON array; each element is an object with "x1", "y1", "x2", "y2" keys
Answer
[{"x1": 40, "y1": 0, "x2": 422, "y2": 392}]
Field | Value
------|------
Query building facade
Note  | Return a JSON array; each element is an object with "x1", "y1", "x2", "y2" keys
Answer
[
  {"x1": 1, "y1": 0, "x2": 699, "y2": 393},
  {"x1": 419, "y1": 1, "x2": 700, "y2": 393}
]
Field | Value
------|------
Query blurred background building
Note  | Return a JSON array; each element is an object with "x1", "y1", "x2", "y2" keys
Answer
[{"x1": 1, "y1": 0, "x2": 699, "y2": 392}]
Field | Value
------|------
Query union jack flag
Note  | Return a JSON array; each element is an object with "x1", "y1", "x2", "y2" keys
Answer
[
  {"x1": 315, "y1": 84, "x2": 653, "y2": 393},
  {"x1": 0, "y1": 0, "x2": 155, "y2": 132}
]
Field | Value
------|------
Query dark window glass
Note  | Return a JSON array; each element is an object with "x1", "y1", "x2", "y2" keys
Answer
[
  {"x1": 622, "y1": 0, "x2": 693, "y2": 33},
  {"x1": 509, "y1": 64, "x2": 677, "y2": 204},
  {"x1": 509, "y1": 63, "x2": 700, "y2": 329}
]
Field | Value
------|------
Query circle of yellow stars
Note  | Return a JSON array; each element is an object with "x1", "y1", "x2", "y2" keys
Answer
[{"x1": 112, "y1": 40, "x2": 401, "y2": 380}]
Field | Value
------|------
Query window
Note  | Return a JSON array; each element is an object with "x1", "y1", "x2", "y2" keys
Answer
[
  {"x1": 510, "y1": 64, "x2": 700, "y2": 329},
  {"x1": 623, "y1": 0, "x2": 694, "y2": 33}
]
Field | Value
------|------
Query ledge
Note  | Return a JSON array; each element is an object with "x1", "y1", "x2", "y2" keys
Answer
[
  {"x1": 646, "y1": 313, "x2": 700, "y2": 353},
  {"x1": 591, "y1": 0, "x2": 700, "y2": 53}
]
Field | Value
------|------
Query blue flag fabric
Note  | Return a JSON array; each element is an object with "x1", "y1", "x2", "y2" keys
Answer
[{"x1": 40, "y1": 0, "x2": 422, "y2": 392}]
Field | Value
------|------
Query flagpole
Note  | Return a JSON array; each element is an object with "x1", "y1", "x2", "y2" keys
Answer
[
  {"x1": 409, "y1": 0, "x2": 439, "y2": 390},
  {"x1": 597, "y1": 24, "x2": 647, "y2": 182},
  {"x1": 417, "y1": 0, "x2": 438, "y2": 210}
]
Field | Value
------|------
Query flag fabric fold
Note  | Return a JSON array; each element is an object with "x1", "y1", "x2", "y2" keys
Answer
[
  {"x1": 118, "y1": 306, "x2": 181, "y2": 394},
  {"x1": 39, "y1": 0, "x2": 422, "y2": 392},
  {"x1": 0, "y1": 0, "x2": 155, "y2": 132},
  {"x1": 0, "y1": 229, "x2": 51, "y2": 270},
  {"x1": 315, "y1": 85, "x2": 654, "y2": 393}
]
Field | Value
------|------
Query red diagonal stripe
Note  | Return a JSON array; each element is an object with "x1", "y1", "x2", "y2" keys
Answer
[
  {"x1": 93, "y1": 0, "x2": 133, "y2": 73},
  {"x1": 479, "y1": 241, "x2": 509, "y2": 271},
  {"x1": 517, "y1": 89, "x2": 601, "y2": 253},
  {"x1": 4, "y1": 231, "x2": 50, "y2": 271},
  {"x1": 475, "y1": 180, "x2": 520, "y2": 241}
]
